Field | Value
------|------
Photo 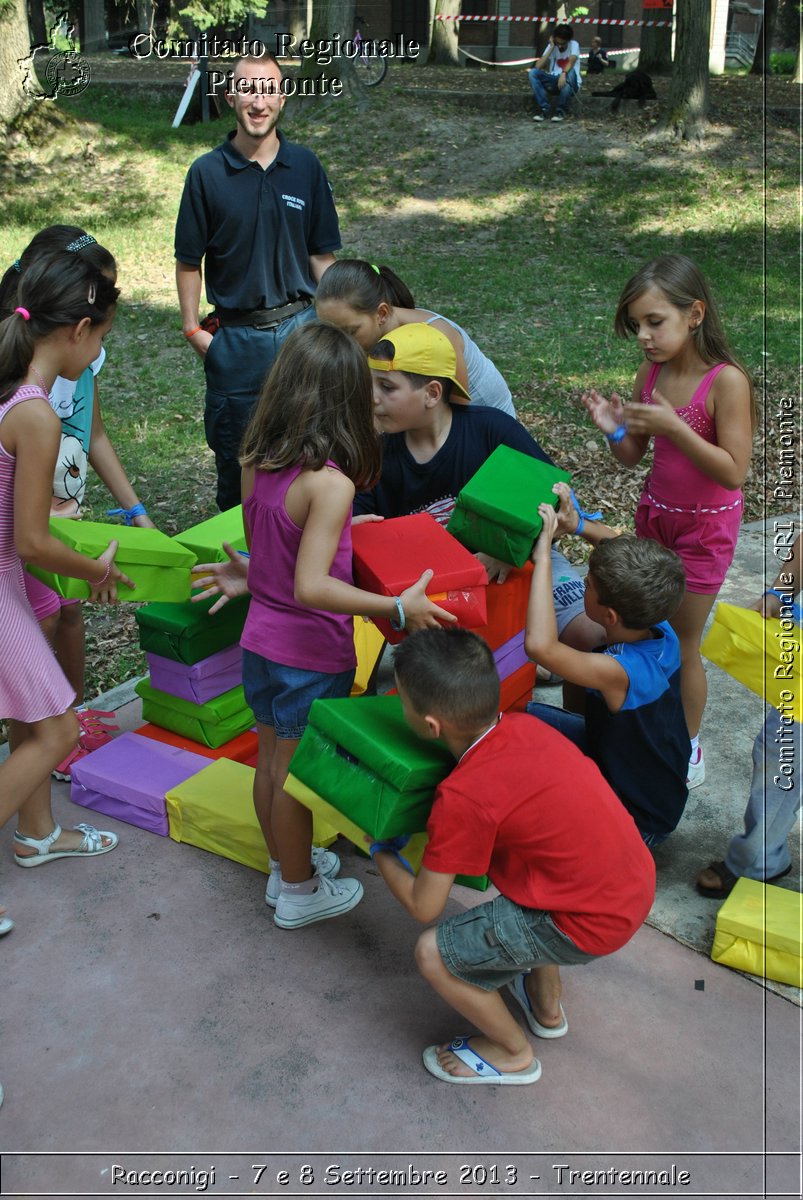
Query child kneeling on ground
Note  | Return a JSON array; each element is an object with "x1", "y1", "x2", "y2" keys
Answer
[
  {"x1": 370, "y1": 627, "x2": 656, "y2": 1086},
  {"x1": 525, "y1": 485, "x2": 690, "y2": 846}
]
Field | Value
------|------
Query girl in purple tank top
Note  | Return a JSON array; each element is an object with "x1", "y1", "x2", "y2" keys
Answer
[
  {"x1": 0, "y1": 252, "x2": 134, "y2": 937},
  {"x1": 582, "y1": 254, "x2": 756, "y2": 791},
  {"x1": 193, "y1": 321, "x2": 454, "y2": 930}
]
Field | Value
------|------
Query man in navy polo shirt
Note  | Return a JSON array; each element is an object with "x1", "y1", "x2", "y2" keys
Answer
[{"x1": 175, "y1": 52, "x2": 342, "y2": 510}]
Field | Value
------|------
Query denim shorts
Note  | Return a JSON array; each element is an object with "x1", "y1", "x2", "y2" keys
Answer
[
  {"x1": 551, "y1": 547, "x2": 587, "y2": 636},
  {"x1": 242, "y1": 649, "x2": 355, "y2": 740},
  {"x1": 437, "y1": 893, "x2": 597, "y2": 992}
]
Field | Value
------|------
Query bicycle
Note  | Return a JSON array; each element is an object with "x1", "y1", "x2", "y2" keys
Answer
[{"x1": 352, "y1": 16, "x2": 388, "y2": 87}]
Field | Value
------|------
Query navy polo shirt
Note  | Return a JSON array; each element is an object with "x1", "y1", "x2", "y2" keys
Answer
[{"x1": 174, "y1": 129, "x2": 341, "y2": 311}]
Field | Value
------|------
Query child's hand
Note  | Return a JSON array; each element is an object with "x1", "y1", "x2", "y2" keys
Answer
[
  {"x1": 624, "y1": 389, "x2": 681, "y2": 437},
  {"x1": 89, "y1": 540, "x2": 135, "y2": 604},
  {"x1": 191, "y1": 542, "x2": 250, "y2": 614},
  {"x1": 552, "y1": 482, "x2": 579, "y2": 537},
  {"x1": 583, "y1": 388, "x2": 625, "y2": 435},
  {"x1": 352, "y1": 513, "x2": 384, "y2": 526},
  {"x1": 399, "y1": 569, "x2": 459, "y2": 633},
  {"x1": 475, "y1": 552, "x2": 511, "y2": 584},
  {"x1": 752, "y1": 591, "x2": 782, "y2": 619},
  {"x1": 538, "y1": 503, "x2": 558, "y2": 545}
]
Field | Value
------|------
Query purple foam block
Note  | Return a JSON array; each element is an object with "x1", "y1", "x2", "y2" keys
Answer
[
  {"x1": 70, "y1": 732, "x2": 210, "y2": 836},
  {"x1": 494, "y1": 629, "x2": 528, "y2": 682},
  {"x1": 145, "y1": 643, "x2": 243, "y2": 705}
]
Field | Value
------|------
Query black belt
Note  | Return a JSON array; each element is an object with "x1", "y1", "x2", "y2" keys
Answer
[{"x1": 216, "y1": 298, "x2": 312, "y2": 329}]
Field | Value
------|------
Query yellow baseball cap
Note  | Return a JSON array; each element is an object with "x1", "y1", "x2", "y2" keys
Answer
[{"x1": 367, "y1": 323, "x2": 471, "y2": 402}]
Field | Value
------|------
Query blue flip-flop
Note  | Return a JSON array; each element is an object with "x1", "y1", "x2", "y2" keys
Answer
[
  {"x1": 507, "y1": 973, "x2": 569, "y2": 1038},
  {"x1": 422, "y1": 1036, "x2": 541, "y2": 1085}
]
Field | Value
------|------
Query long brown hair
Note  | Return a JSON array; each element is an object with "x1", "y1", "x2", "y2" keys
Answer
[
  {"x1": 0, "y1": 251, "x2": 118, "y2": 403},
  {"x1": 614, "y1": 254, "x2": 757, "y2": 429},
  {"x1": 239, "y1": 320, "x2": 381, "y2": 490}
]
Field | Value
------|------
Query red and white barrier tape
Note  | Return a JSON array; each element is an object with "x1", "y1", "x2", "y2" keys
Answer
[{"x1": 436, "y1": 14, "x2": 672, "y2": 28}]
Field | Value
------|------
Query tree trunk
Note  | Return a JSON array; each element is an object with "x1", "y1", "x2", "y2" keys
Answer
[
  {"x1": 79, "y1": 0, "x2": 106, "y2": 52},
  {"x1": 292, "y1": 0, "x2": 361, "y2": 110},
  {"x1": 794, "y1": 26, "x2": 803, "y2": 84},
  {"x1": 639, "y1": 3, "x2": 673, "y2": 74},
  {"x1": 654, "y1": 0, "x2": 710, "y2": 140},
  {"x1": 750, "y1": 0, "x2": 779, "y2": 74},
  {"x1": 0, "y1": 0, "x2": 37, "y2": 128},
  {"x1": 28, "y1": 0, "x2": 48, "y2": 46},
  {"x1": 430, "y1": 0, "x2": 460, "y2": 67}
]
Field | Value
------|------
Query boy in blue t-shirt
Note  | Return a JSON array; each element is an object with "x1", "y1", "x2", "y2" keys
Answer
[{"x1": 525, "y1": 484, "x2": 690, "y2": 846}]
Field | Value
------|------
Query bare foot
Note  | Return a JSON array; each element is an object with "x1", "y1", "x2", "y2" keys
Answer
[{"x1": 435, "y1": 1036, "x2": 534, "y2": 1079}]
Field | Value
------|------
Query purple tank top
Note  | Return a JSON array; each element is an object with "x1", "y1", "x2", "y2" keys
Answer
[
  {"x1": 642, "y1": 362, "x2": 743, "y2": 511},
  {"x1": 240, "y1": 462, "x2": 356, "y2": 673}
]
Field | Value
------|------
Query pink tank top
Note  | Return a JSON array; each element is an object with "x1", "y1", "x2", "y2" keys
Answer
[
  {"x1": 641, "y1": 362, "x2": 743, "y2": 512},
  {"x1": 240, "y1": 461, "x2": 356, "y2": 673}
]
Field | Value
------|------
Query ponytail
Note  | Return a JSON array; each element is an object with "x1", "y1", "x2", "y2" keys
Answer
[
  {"x1": 316, "y1": 258, "x2": 416, "y2": 313},
  {"x1": 0, "y1": 251, "x2": 118, "y2": 400}
]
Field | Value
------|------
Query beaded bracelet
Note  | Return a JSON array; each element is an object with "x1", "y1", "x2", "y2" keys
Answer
[
  {"x1": 605, "y1": 425, "x2": 627, "y2": 444},
  {"x1": 107, "y1": 502, "x2": 148, "y2": 526},
  {"x1": 93, "y1": 559, "x2": 112, "y2": 589}
]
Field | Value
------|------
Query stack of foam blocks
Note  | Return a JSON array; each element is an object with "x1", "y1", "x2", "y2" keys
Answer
[{"x1": 69, "y1": 508, "x2": 339, "y2": 872}]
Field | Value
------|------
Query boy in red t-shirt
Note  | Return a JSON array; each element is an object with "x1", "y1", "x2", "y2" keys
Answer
[{"x1": 370, "y1": 627, "x2": 656, "y2": 1086}]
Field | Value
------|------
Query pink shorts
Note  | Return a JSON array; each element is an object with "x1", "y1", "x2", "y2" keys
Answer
[
  {"x1": 23, "y1": 571, "x2": 81, "y2": 622},
  {"x1": 635, "y1": 497, "x2": 742, "y2": 595}
]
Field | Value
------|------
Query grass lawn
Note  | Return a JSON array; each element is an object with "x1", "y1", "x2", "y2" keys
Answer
[{"x1": 0, "y1": 62, "x2": 798, "y2": 697}]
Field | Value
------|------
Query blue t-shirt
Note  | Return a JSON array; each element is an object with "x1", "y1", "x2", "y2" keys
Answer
[
  {"x1": 174, "y1": 130, "x2": 341, "y2": 311},
  {"x1": 353, "y1": 404, "x2": 552, "y2": 525},
  {"x1": 584, "y1": 621, "x2": 690, "y2": 839}
]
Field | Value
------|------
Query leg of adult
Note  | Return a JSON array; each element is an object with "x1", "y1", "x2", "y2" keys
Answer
[
  {"x1": 525, "y1": 701, "x2": 588, "y2": 751},
  {"x1": 702, "y1": 710, "x2": 801, "y2": 887},
  {"x1": 415, "y1": 928, "x2": 535, "y2": 1078},
  {"x1": 528, "y1": 69, "x2": 556, "y2": 116},
  {"x1": 556, "y1": 73, "x2": 579, "y2": 115},
  {"x1": 668, "y1": 589, "x2": 718, "y2": 739},
  {"x1": 204, "y1": 310, "x2": 317, "y2": 512}
]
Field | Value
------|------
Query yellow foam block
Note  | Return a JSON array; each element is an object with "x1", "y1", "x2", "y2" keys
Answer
[
  {"x1": 711, "y1": 876, "x2": 802, "y2": 988},
  {"x1": 166, "y1": 758, "x2": 337, "y2": 874},
  {"x1": 285, "y1": 773, "x2": 428, "y2": 873},
  {"x1": 352, "y1": 617, "x2": 385, "y2": 696}
]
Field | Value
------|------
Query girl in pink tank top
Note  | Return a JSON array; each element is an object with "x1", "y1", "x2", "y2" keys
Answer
[
  {"x1": 0, "y1": 251, "x2": 134, "y2": 934},
  {"x1": 193, "y1": 321, "x2": 454, "y2": 930},
  {"x1": 582, "y1": 254, "x2": 756, "y2": 791}
]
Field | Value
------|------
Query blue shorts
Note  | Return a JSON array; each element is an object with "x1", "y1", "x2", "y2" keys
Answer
[
  {"x1": 242, "y1": 649, "x2": 355, "y2": 740},
  {"x1": 436, "y1": 893, "x2": 597, "y2": 992}
]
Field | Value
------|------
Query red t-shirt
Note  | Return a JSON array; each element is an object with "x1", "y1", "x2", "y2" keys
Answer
[{"x1": 422, "y1": 713, "x2": 656, "y2": 956}]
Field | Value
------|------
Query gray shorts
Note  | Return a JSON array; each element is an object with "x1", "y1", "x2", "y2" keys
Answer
[
  {"x1": 436, "y1": 894, "x2": 597, "y2": 992},
  {"x1": 551, "y1": 546, "x2": 586, "y2": 636}
]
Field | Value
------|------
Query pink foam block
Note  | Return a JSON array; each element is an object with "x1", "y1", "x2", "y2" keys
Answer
[
  {"x1": 70, "y1": 732, "x2": 210, "y2": 836},
  {"x1": 145, "y1": 644, "x2": 243, "y2": 705}
]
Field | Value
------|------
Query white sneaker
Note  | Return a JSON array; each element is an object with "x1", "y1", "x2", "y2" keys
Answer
[
  {"x1": 687, "y1": 747, "x2": 706, "y2": 789},
  {"x1": 274, "y1": 872, "x2": 363, "y2": 929},
  {"x1": 265, "y1": 847, "x2": 341, "y2": 908}
]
